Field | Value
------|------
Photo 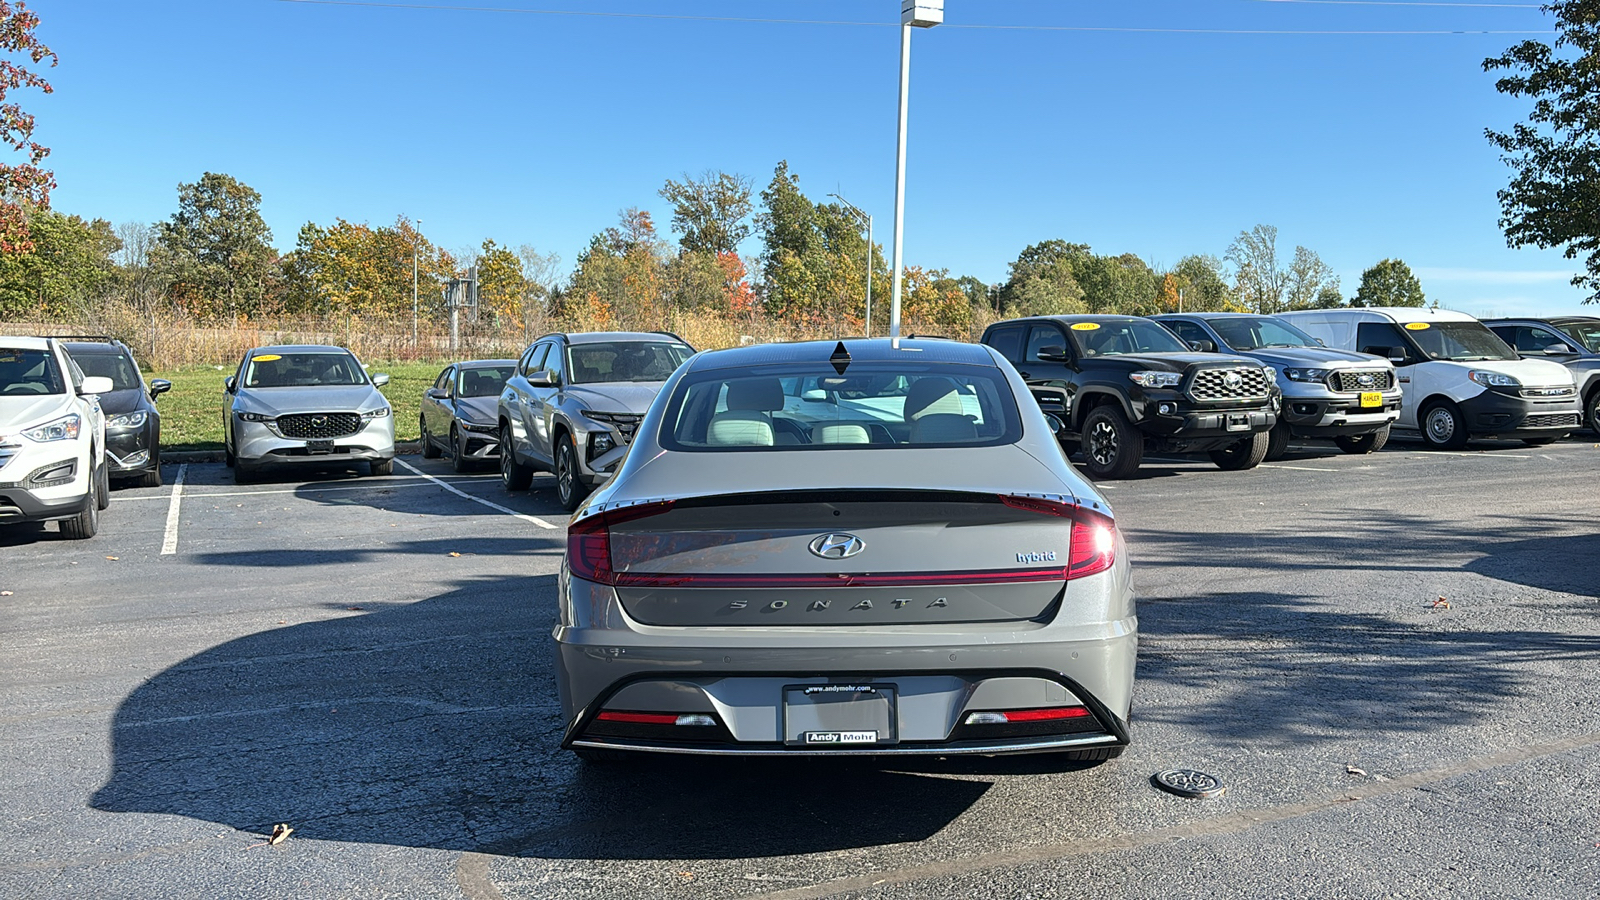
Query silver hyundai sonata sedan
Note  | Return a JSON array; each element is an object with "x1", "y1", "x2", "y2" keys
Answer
[{"x1": 555, "y1": 338, "x2": 1136, "y2": 762}]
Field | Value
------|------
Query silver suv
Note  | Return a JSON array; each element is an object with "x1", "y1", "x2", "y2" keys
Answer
[{"x1": 497, "y1": 331, "x2": 694, "y2": 509}]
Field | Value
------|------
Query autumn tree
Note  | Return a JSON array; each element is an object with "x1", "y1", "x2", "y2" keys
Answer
[
  {"x1": 1285, "y1": 246, "x2": 1339, "y2": 310},
  {"x1": 997, "y1": 240, "x2": 1090, "y2": 315},
  {"x1": 153, "y1": 172, "x2": 278, "y2": 319},
  {"x1": 1351, "y1": 258, "x2": 1426, "y2": 308},
  {"x1": 1313, "y1": 284, "x2": 1345, "y2": 308},
  {"x1": 281, "y1": 216, "x2": 453, "y2": 318},
  {"x1": 659, "y1": 170, "x2": 754, "y2": 254},
  {"x1": 1168, "y1": 255, "x2": 1238, "y2": 311},
  {"x1": 474, "y1": 239, "x2": 528, "y2": 325},
  {"x1": 756, "y1": 161, "x2": 882, "y2": 330},
  {"x1": 0, "y1": 2, "x2": 57, "y2": 255},
  {"x1": 567, "y1": 208, "x2": 668, "y2": 329},
  {"x1": 1227, "y1": 225, "x2": 1290, "y2": 314},
  {"x1": 1485, "y1": 1, "x2": 1600, "y2": 301},
  {"x1": 1076, "y1": 252, "x2": 1160, "y2": 314},
  {"x1": 0, "y1": 207, "x2": 119, "y2": 318}
]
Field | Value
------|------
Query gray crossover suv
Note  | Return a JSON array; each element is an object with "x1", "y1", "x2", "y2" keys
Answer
[
  {"x1": 498, "y1": 331, "x2": 694, "y2": 509},
  {"x1": 555, "y1": 338, "x2": 1136, "y2": 762},
  {"x1": 223, "y1": 345, "x2": 395, "y2": 482}
]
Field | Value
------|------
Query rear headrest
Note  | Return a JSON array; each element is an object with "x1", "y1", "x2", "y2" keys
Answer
[
  {"x1": 904, "y1": 377, "x2": 963, "y2": 420},
  {"x1": 708, "y1": 410, "x2": 774, "y2": 446},
  {"x1": 725, "y1": 378, "x2": 784, "y2": 412}
]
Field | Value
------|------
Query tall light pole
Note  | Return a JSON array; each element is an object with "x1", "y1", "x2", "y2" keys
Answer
[
  {"x1": 412, "y1": 218, "x2": 422, "y2": 351},
  {"x1": 829, "y1": 192, "x2": 874, "y2": 338},
  {"x1": 889, "y1": 0, "x2": 943, "y2": 340}
]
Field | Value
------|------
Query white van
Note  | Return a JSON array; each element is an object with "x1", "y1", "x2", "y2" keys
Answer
[{"x1": 1276, "y1": 307, "x2": 1581, "y2": 448}]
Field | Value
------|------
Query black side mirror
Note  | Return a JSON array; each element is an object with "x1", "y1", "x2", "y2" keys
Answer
[
  {"x1": 425, "y1": 387, "x2": 448, "y2": 400},
  {"x1": 1188, "y1": 339, "x2": 1216, "y2": 353},
  {"x1": 1387, "y1": 346, "x2": 1409, "y2": 365},
  {"x1": 224, "y1": 376, "x2": 236, "y2": 393},
  {"x1": 1036, "y1": 345, "x2": 1069, "y2": 362},
  {"x1": 149, "y1": 379, "x2": 172, "y2": 400}
]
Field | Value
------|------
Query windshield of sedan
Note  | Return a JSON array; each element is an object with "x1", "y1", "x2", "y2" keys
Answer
[
  {"x1": 0, "y1": 348, "x2": 65, "y2": 395},
  {"x1": 662, "y1": 362, "x2": 1022, "y2": 451},
  {"x1": 1557, "y1": 321, "x2": 1600, "y2": 352},
  {"x1": 457, "y1": 366, "x2": 514, "y2": 397},
  {"x1": 567, "y1": 341, "x2": 691, "y2": 384},
  {"x1": 1208, "y1": 316, "x2": 1320, "y2": 351},
  {"x1": 69, "y1": 351, "x2": 142, "y2": 391},
  {"x1": 1407, "y1": 322, "x2": 1519, "y2": 362},
  {"x1": 1071, "y1": 320, "x2": 1188, "y2": 356},
  {"x1": 244, "y1": 352, "x2": 368, "y2": 388}
]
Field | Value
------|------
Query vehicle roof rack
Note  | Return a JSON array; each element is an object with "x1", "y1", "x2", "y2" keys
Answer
[{"x1": 53, "y1": 334, "x2": 119, "y2": 344}]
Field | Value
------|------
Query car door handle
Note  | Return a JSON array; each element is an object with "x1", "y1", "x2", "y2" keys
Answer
[{"x1": 1019, "y1": 370, "x2": 1032, "y2": 379}]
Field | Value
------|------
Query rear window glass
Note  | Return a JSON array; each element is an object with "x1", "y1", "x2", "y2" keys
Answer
[
  {"x1": 661, "y1": 362, "x2": 1023, "y2": 451},
  {"x1": 70, "y1": 351, "x2": 142, "y2": 391},
  {"x1": 457, "y1": 366, "x2": 513, "y2": 397}
]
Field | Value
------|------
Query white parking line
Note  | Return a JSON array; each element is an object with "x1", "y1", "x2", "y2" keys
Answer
[
  {"x1": 160, "y1": 464, "x2": 187, "y2": 555},
  {"x1": 394, "y1": 458, "x2": 558, "y2": 529},
  {"x1": 1260, "y1": 464, "x2": 1339, "y2": 472}
]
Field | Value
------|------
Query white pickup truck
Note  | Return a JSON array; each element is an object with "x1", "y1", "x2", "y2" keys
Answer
[{"x1": 0, "y1": 336, "x2": 112, "y2": 539}]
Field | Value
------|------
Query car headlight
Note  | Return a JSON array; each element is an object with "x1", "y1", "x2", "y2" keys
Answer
[
  {"x1": 1128, "y1": 371, "x2": 1182, "y2": 388},
  {"x1": 1283, "y1": 368, "x2": 1331, "y2": 383},
  {"x1": 462, "y1": 420, "x2": 498, "y2": 434},
  {"x1": 591, "y1": 432, "x2": 615, "y2": 456},
  {"x1": 108, "y1": 411, "x2": 148, "y2": 429},
  {"x1": 1469, "y1": 370, "x2": 1520, "y2": 388},
  {"x1": 23, "y1": 414, "x2": 80, "y2": 442},
  {"x1": 1260, "y1": 367, "x2": 1278, "y2": 385},
  {"x1": 237, "y1": 412, "x2": 274, "y2": 423},
  {"x1": 361, "y1": 407, "x2": 391, "y2": 419}
]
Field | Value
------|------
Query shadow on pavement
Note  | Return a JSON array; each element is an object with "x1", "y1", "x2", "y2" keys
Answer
[{"x1": 90, "y1": 575, "x2": 993, "y2": 860}]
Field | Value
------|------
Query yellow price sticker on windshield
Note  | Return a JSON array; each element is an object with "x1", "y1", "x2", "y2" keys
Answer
[
  {"x1": 1070, "y1": 322, "x2": 1101, "y2": 331},
  {"x1": 1403, "y1": 322, "x2": 1430, "y2": 331},
  {"x1": 253, "y1": 354, "x2": 282, "y2": 361}
]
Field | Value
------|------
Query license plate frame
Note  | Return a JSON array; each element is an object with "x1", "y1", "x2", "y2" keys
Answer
[
  {"x1": 306, "y1": 438, "x2": 335, "y2": 454},
  {"x1": 1225, "y1": 413, "x2": 1251, "y2": 432},
  {"x1": 1359, "y1": 391, "x2": 1383, "y2": 409},
  {"x1": 782, "y1": 683, "x2": 897, "y2": 747}
]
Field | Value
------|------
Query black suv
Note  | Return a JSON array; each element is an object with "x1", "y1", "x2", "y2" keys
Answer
[
  {"x1": 1482, "y1": 316, "x2": 1600, "y2": 433},
  {"x1": 980, "y1": 315, "x2": 1280, "y2": 478},
  {"x1": 61, "y1": 338, "x2": 171, "y2": 487}
]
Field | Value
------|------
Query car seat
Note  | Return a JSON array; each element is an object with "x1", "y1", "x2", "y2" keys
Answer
[
  {"x1": 904, "y1": 377, "x2": 978, "y2": 443},
  {"x1": 813, "y1": 423, "x2": 870, "y2": 445},
  {"x1": 707, "y1": 378, "x2": 782, "y2": 446}
]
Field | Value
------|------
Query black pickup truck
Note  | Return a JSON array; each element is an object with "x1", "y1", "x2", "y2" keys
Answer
[{"x1": 981, "y1": 315, "x2": 1281, "y2": 478}]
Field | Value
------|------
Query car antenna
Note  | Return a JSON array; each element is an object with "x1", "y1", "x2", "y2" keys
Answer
[{"x1": 830, "y1": 341, "x2": 851, "y2": 375}]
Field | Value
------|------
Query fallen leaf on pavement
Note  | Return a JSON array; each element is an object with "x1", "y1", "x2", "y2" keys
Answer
[
  {"x1": 0, "y1": 590, "x2": 12, "y2": 596},
  {"x1": 1346, "y1": 765, "x2": 1367, "y2": 777},
  {"x1": 268, "y1": 824, "x2": 293, "y2": 845},
  {"x1": 448, "y1": 552, "x2": 461, "y2": 558},
  {"x1": 105, "y1": 556, "x2": 119, "y2": 561}
]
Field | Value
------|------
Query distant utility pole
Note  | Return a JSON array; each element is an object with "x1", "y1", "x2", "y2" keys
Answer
[
  {"x1": 890, "y1": 0, "x2": 943, "y2": 340},
  {"x1": 412, "y1": 218, "x2": 422, "y2": 350},
  {"x1": 445, "y1": 265, "x2": 478, "y2": 354},
  {"x1": 829, "y1": 193, "x2": 874, "y2": 338}
]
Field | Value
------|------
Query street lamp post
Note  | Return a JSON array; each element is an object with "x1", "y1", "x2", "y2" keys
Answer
[
  {"x1": 828, "y1": 193, "x2": 874, "y2": 338},
  {"x1": 889, "y1": 0, "x2": 942, "y2": 340},
  {"x1": 412, "y1": 218, "x2": 422, "y2": 351}
]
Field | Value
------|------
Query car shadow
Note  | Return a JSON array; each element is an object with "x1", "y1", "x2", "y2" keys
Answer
[{"x1": 89, "y1": 576, "x2": 993, "y2": 860}]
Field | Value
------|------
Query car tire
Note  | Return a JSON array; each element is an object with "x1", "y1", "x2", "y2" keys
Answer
[
  {"x1": 500, "y1": 424, "x2": 534, "y2": 492},
  {"x1": 1079, "y1": 406, "x2": 1143, "y2": 480},
  {"x1": 1210, "y1": 431, "x2": 1269, "y2": 470},
  {"x1": 59, "y1": 466, "x2": 100, "y2": 540},
  {"x1": 1586, "y1": 388, "x2": 1600, "y2": 434},
  {"x1": 1521, "y1": 436, "x2": 1558, "y2": 446},
  {"x1": 233, "y1": 460, "x2": 257, "y2": 484},
  {"x1": 555, "y1": 433, "x2": 591, "y2": 511},
  {"x1": 1263, "y1": 422, "x2": 1291, "y2": 461},
  {"x1": 95, "y1": 460, "x2": 110, "y2": 510},
  {"x1": 1421, "y1": 401, "x2": 1468, "y2": 450},
  {"x1": 1335, "y1": 424, "x2": 1390, "y2": 455},
  {"x1": 420, "y1": 416, "x2": 441, "y2": 459},
  {"x1": 450, "y1": 425, "x2": 471, "y2": 474},
  {"x1": 370, "y1": 458, "x2": 394, "y2": 476},
  {"x1": 134, "y1": 468, "x2": 162, "y2": 488}
]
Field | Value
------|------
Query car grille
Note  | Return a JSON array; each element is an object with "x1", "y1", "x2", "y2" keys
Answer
[
  {"x1": 1524, "y1": 413, "x2": 1580, "y2": 428},
  {"x1": 1332, "y1": 369, "x2": 1394, "y2": 392},
  {"x1": 1189, "y1": 366, "x2": 1271, "y2": 401},
  {"x1": 1521, "y1": 386, "x2": 1575, "y2": 398},
  {"x1": 588, "y1": 412, "x2": 643, "y2": 443},
  {"x1": 277, "y1": 412, "x2": 362, "y2": 439},
  {"x1": 0, "y1": 442, "x2": 16, "y2": 474}
]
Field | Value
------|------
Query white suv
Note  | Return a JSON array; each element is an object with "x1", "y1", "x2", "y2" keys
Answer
[{"x1": 0, "y1": 337, "x2": 112, "y2": 539}]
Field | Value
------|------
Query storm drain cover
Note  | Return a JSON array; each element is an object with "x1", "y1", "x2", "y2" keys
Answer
[{"x1": 1151, "y1": 769, "x2": 1225, "y2": 799}]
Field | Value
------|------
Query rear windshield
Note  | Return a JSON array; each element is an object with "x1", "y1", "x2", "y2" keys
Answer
[
  {"x1": 1557, "y1": 321, "x2": 1600, "y2": 353},
  {"x1": 0, "y1": 348, "x2": 65, "y2": 395},
  {"x1": 457, "y1": 366, "x2": 513, "y2": 398},
  {"x1": 70, "y1": 351, "x2": 142, "y2": 391},
  {"x1": 661, "y1": 362, "x2": 1023, "y2": 451},
  {"x1": 1407, "y1": 322, "x2": 1518, "y2": 362},
  {"x1": 245, "y1": 352, "x2": 368, "y2": 388},
  {"x1": 1208, "y1": 316, "x2": 1321, "y2": 351},
  {"x1": 568, "y1": 341, "x2": 691, "y2": 384}
]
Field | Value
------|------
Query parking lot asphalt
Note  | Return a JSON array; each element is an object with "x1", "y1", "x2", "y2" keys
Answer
[{"x1": 1, "y1": 436, "x2": 1597, "y2": 899}]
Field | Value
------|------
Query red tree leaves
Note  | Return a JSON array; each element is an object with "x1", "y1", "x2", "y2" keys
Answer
[{"x1": 0, "y1": 1, "x2": 56, "y2": 255}]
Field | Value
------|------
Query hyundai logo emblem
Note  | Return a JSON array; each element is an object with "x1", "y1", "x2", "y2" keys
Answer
[{"x1": 809, "y1": 533, "x2": 865, "y2": 560}]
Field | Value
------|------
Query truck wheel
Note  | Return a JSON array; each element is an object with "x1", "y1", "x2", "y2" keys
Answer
[
  {"x1": 59, "y1": 473, "x2": 100, "y2": 540},
  {"x1": 1263, "y1": 423, "x2": 1291, "y2": 461},
  {"x1": 420, "y1": 417, "x2": 441, "y2": 459},
  {"x1": 500, "y1": 424, "x2": 534, "y2": 491},
  {"x1": 1079, "y1": 406, "x2": 1143, "y2": 479},
  {"x1": 555, "y1": 433, "x2": 592, "y2": 511},
  {"x1": 1335, "y1": 424, "x2": 1390, "y2": 455},
  {"x1": 1421, "y1": 401, "x2": 1468, "y2": 450},
  {"x1": 1210, "y1": 431, "x2": 1269, "y2": 470}
]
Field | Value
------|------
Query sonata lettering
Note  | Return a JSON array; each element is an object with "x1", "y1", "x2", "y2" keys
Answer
[
  {"x1": 809, "y1": 600, "x2": 831, "y2": 611},
  {"x1": 851, "y1": 599, "x2": 873, "y2": 610}
]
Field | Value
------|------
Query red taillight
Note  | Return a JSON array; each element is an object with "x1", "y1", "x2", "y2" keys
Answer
[
  {"x1": 1001, "y1": 495, "x2": 1118, "y2": 581},
  {"x1": 596, "y1": 711, "x2": 679, "y2": 725},
  {"x1": 963, "y1": 706, "x2": 1091, "y2": 725},
  {"x1": 567, "y1": 500, "x2": 676, "y2": 584}
]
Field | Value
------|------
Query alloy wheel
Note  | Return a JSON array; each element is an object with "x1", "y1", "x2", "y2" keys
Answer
[{"x1": 1088, "y1": 420, "x2": 1118, "y2": 467}]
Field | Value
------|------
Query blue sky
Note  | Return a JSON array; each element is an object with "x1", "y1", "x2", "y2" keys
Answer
[{"x1": 30, "y1": 0, "x2": 1598, "y2": 316}]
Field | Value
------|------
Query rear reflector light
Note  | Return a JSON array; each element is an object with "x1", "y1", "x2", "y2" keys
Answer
[
  {"x1": 595, "y1": 711, "x2": 718, "y2": 727},
  {"x1": 1001, "y1": 495, "x2": 1117, "y2": 580},
  {"x1": 964, "y1": 706, "x2": 1090, "y2": 726},
  {"x1": 568, "y1": 500, "x2": 677, "y2": 583}
]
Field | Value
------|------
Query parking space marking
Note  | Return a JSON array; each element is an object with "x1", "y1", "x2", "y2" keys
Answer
[
  {"x1": 160, "y1": 464, "x2": 187, "y2": 555},
  {"x1": 394, "y1": 458, "x2": 558, "y2": 529},
  {"x1": 171, "y1": 480, "x2": 479, "y2": 501},
  {"x1": 1260, "y1": 464, "x2": 1340, "y2": 472}
]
